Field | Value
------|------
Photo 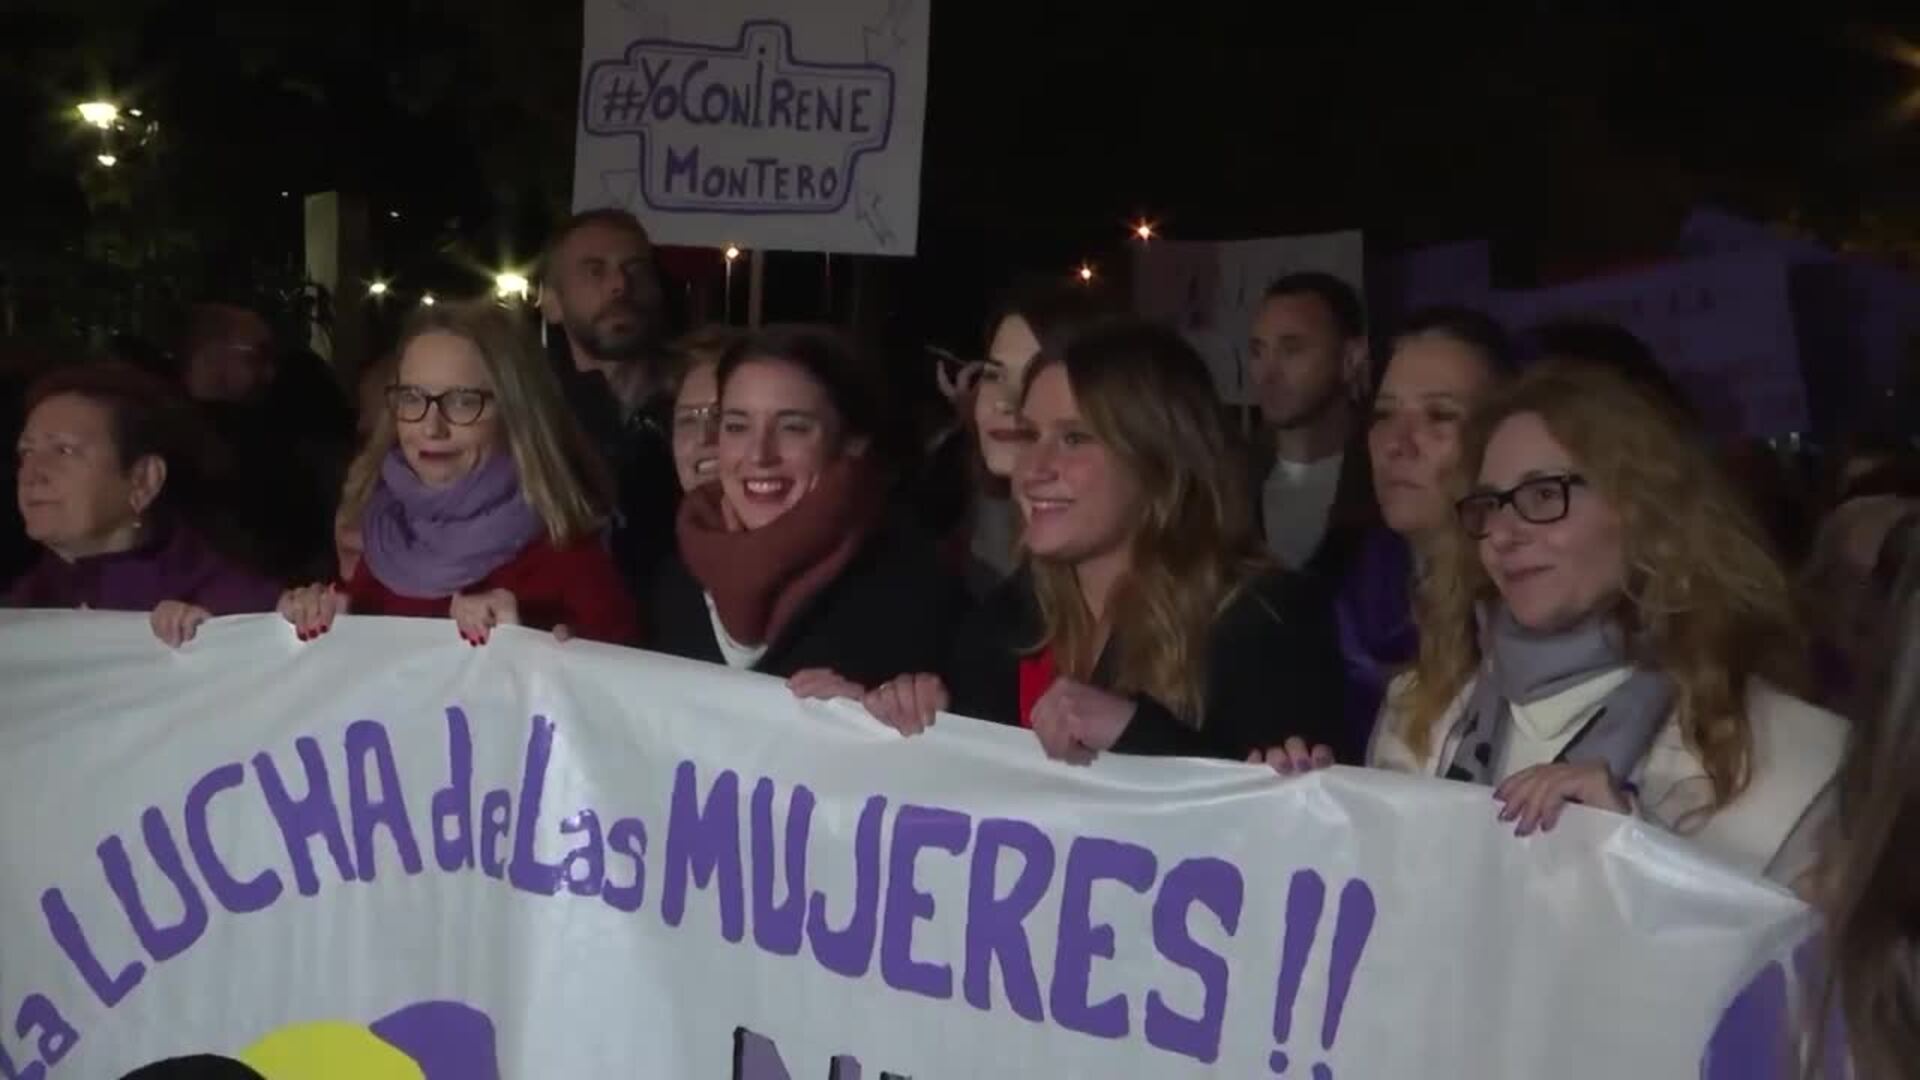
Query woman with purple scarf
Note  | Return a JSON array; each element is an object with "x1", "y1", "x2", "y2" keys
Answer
[
  {"x1": 8, "y1": 362, "x2": 279, "y2": 643},
  {"x1": 278, "y1": 302, "x2": 635, "y2": 646}
]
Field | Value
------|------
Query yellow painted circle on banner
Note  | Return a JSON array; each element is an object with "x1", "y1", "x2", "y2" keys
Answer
[{"x1": 237, "y1": 1021, "x2": 425, "y2": 1080}]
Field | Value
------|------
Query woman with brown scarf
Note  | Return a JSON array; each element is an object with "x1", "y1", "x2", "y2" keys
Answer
[{"x1": 648, "y1": 326, "x2": 969, "y2": 685}]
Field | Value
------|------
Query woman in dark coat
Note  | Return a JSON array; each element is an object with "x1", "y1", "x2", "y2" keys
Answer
[
  {"x1": 798, "y1": 319, "x2": 1348, "y2": 764},
  {"x1": 650, "y1": 326, "x2": 968, "y2": 686}
]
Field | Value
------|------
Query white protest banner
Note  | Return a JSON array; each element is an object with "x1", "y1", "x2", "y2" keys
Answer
[
  {"x1": 1491, "y1": 252, "x2": 1810, "y2": 437},
  {"x1": 571, "y1": 0, "x2": 930, "y2": 256},
  {"x1": 1134, "y1": 231, "x2": 1365, "y2": 404},
  {"x1": 0, "y1": 612, "x2": 1815, "y2": 1078}
]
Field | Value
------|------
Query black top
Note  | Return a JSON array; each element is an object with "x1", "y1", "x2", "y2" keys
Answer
[
  {"x1": 649, "y1": 517, "x2": 972, "y2": 686},
  {"x1": 944, "y1": 566, "x2": 1355, "y2": 762},
  {"x1": 561, "y1": 365, "x2": 683, "y2": 597},
  {"x1": 201, "y1": 399, "x2": 349, "y2": 584}
]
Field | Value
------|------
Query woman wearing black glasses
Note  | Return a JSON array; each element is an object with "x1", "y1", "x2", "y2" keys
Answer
[
  {"x1": 279, "y1": 301, "x2": 636, "y2": 645},
  {"x1": 1365, "y1": 362, "x2": 1842, "y2": 893}
]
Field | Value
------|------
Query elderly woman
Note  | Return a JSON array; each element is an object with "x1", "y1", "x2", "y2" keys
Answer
[{"x1": 8, "y1": 361, "x2": 278, "y2": 644}]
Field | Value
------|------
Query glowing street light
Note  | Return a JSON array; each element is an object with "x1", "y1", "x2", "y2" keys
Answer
[
  {"x1": 77, "y1": 101, "x2": 120, "y2": 129},
  {"x1": 1077, "y1": 263, "x2": 1095, "y2": 283},
  {"x1": 96, "y1": 153, "x2": 118, "y2": 168},
  {"x1": 723, "y1": 246, "x2": 743, "y2": 324},
  {"x1": 494, "y1": 272, "x2": 531, "y2": 302},
  {"x1": 421, "y1": 293, "x2": 436, "y2": 307},
  {"x1": 1133, "y1": 220, "x2": 1155, "y2": 241},
  {"x1": 367, "y1": 280, "x2": 390, "y2": 297}
]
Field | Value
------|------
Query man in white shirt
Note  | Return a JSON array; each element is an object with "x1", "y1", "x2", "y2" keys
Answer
[{"x1": 1247, "y1": 272, "x2": 1370, "y2": 571}]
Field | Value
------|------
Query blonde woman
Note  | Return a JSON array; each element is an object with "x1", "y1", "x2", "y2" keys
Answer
[
  {"x1": 810, "y1": 319, "x2": 1348, "y2": 763},
  {"x1": 279, "y1": 301, "x2": 635, "y2": 645},
  {"x1": 1371, "y1": 362, "x2": 1842, "y2": 891}
]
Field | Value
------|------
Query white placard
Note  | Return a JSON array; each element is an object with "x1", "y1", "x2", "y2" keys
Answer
[
  {"x1": 572, "y1": 0, "x2": 930, "y2": 256},
  {"x1": 1135, "y1": 231, "x2": 1366, "y2": 405}
]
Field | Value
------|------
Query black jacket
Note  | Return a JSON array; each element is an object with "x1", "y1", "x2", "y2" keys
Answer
[
  {"x1": 944, "y1": 566, "x2": 1355, "y2": 762},
  {"x1": 560, "y1": 366, "x2": 683, "y2": 596},
  {"x1": 650, "y1": 518, "x2": 972, "y2": 686}
]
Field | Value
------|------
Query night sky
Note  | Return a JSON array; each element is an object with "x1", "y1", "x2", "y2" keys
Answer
[{"x1": 3, "y1": 2, "x2": 1918, "y2": 354}]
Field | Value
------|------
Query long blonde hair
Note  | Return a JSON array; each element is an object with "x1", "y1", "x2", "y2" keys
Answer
[
  {"x1": 1812, "y1": 526, "x2": 1920, "y2": 1077},
  {"x1": 1400, "y1": 362, "x2": 1803, "y2": 806},
  {"x1": 1025, "y1": 319, "x2": 1269, "y2": 723},
  {"x1": 340, "y1": 300, "x2": 610, "y2": 545}
]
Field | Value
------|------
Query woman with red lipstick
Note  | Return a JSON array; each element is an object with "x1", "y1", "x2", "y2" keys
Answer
[
  {"x1": 817, "y1": 319, "x2": 1348, "y2": 763},
  {"x1": 278, "y1": 301, "x2": 635, "y2": 646},
  {"x1": 649, "y1": 326, "x2": 967, "y2": 684},
  {"x1": 1370, "y1": 362, "x2": 1841, "y2": 892}
]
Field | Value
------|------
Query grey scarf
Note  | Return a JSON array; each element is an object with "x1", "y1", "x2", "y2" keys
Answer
[{"x1": 1443, "y1": 605, "x2": 1673, "y2": 787}]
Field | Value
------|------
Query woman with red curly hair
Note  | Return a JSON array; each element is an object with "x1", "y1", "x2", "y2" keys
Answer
[{"x1": 1370, "y1": 362, "x2": 1842, "y2": 893}]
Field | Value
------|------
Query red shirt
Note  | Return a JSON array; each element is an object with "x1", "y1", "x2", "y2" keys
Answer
[
  {"x1": 342, "y1": 536, "x2": 639, "y2": 645},
  {"x1": 1017, "y1": 647, "x2": 1058, "y2": 729}
]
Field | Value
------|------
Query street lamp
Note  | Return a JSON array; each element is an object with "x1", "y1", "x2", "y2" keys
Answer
[
  {"x1": 77, "y1": 102, "x2": 120, "y2": 129},
  {"x1": 95, "y1": 154, "x2": 118, "y2": 168},
  {"x1": 1077, "y1": 263, "x2": 1095, "y2": 283},
  {"x1": 494, "y1": 272, "x2": 531, "y2": 302},
  {"x1": 1133, "y1": 220, "x2": 1155, "y2": 242},
  {"x1": 723, "y1": 246, "x2": 743, "y2": 323},
  {"x1": 367, "y1": 280, "x2": 389, "y2": 298}
]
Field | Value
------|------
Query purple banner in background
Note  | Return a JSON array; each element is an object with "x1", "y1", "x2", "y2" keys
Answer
[
  {"x1": 1367, "y1": 239, "x2": 1494, "y2": 336},
  {"x1": 1490, "y1": 252, "x2": 1809, "y2": 437},
  {"x1": 1678, "y1": 206, "x2": 1920, "y2": 425}
]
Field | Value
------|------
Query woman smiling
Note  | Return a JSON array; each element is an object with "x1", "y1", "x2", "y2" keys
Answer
[
  {"x1": 1371, "y1": 362, "x2": 1842, "y2": 892},
  {"x1": 650, "y1": 326, "x2": 967, "y2": 684},
  {"x1": 809, "y1": 319, "x2": 1347, "y2": 764}
]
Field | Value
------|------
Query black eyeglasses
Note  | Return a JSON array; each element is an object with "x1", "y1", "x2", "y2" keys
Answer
[
  {"x1": 1455, "y1": 474, "x2": 1587, "y2": 539},
  {"x1": 386, "y1": 385, "x2": 494, "y2": 426}
]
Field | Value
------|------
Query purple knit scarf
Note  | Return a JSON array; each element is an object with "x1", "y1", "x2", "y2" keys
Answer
[{"x1": 360, "y1": 449, "x2": 544, "y2": 599}]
